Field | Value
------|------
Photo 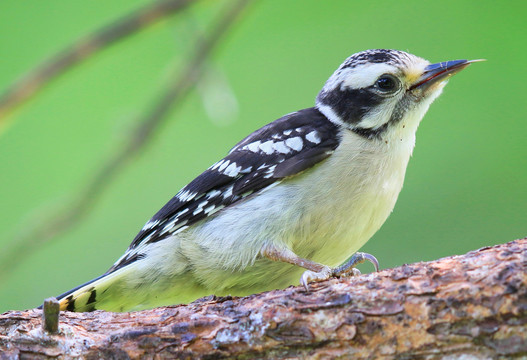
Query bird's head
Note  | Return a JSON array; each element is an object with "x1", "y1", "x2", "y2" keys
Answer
[{"x1": 316, "y1": 49, "x2": 479, "y2": 141}]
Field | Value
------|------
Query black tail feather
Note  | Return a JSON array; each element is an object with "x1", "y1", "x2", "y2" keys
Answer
[{"x1": 37, "y1": 273, "x2": 108, "y2": 310}]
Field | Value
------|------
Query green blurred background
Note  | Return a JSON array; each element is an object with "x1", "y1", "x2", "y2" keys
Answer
[{"x1": 0, "y1": 0, "x2": 525, "y2": 312}]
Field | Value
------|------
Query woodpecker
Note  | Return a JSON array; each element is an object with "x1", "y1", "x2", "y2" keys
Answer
[{"x1": 51, "y1": 49, "x2": 477, "y2": 312}]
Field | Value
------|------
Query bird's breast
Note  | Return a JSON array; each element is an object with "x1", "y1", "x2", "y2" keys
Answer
[{"x1": 290, "y1": 130, "x2": 414, "y2": 265}]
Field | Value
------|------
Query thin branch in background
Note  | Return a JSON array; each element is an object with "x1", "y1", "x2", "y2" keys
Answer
[
  {"x1": 0, "y1": 0, "x2": 253, "y2": 282},
  {"x1": 180, "y1": 16, "x2": 240, "y2": 126},
  {"x1": 0, "y1": 0, "x2": 195, "y2": 134}
]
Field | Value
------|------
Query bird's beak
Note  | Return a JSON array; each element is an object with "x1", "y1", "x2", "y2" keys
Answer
[{"x1": 409, "y1": 59, "x2": 483, "y2": 92}]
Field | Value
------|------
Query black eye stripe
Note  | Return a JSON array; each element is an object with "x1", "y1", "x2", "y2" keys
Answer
[{"x1": 317, "y1": 87, "x2": 384, "y2": 125}]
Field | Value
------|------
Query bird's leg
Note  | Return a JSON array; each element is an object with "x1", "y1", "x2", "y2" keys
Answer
[
  {"x1": 262, "y1": 246, "x2": 329, "y2": 273},
  {"x1": 262, "y1": 246, "x2": 379, "y2": 291}
]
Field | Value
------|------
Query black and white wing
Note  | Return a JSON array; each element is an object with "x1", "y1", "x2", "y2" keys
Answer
[{"x1": 108, "y1": 107, "x2": 340, "y2": 272}]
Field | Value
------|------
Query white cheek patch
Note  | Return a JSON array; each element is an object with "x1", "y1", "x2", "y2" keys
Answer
[
  {"x1": 358, "y1": 100, "x2": 397, "y2": 129},
  {"x1": 340, "y1": 63, "x2": 398, "y2": 90}
]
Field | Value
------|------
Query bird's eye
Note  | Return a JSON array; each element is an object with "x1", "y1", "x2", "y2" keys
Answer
[{"x1": 376, "y1": 74, "x2": 399, "y2": 93}]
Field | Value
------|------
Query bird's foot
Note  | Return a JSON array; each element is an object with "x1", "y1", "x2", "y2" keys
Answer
[{"x1": 300, "y1": 252, "x2": 379, "y2": 291}]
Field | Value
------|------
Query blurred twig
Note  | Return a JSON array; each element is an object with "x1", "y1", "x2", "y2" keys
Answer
[
  {"x1": 0, "y1": 0, "x2": 253, "y2": 282},
  {"x1": 0, "y1": 0, "x2": 195, "y2": 134}
]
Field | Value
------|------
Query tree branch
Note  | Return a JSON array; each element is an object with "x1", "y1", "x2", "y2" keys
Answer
[
  {"x1": 0, "y1": 0, "x2": 195, "y2": 131},
  {"x1": 1, "y1": 239, "x2": 525, "y2": 359}
]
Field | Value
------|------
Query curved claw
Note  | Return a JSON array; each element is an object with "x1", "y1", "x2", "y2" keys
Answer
[
  {"x1": 361, "y1": 252, "x2": 380, "y2": 272},
  {"x1": 300, "y1": 266, "x2": 332, "y2": 291},
  {"x1": 333, "y1": 252, "x2": 380, "y2": 276},
  {"x1": 300, "y1": 271, "x2": 313, "y2": 291}
]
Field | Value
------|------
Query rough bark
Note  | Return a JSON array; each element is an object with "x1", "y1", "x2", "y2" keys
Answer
[{"x1": 1, "y1": 239, "x2": 525, "y2": 359}]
